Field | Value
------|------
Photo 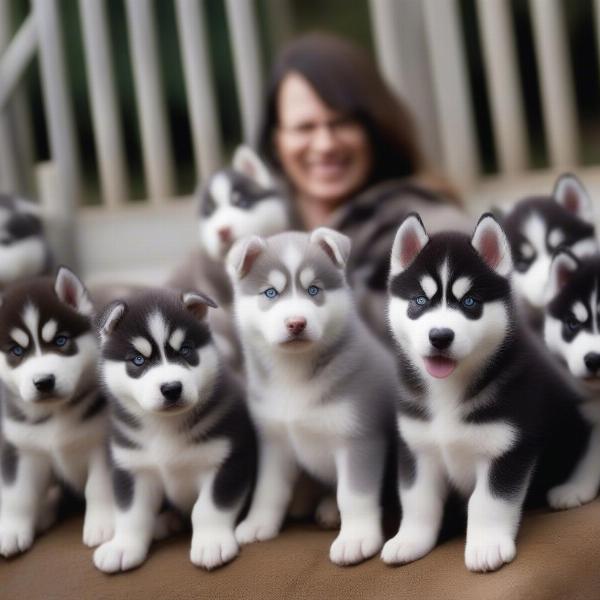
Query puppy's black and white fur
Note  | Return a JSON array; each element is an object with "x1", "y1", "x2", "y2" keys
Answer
[
  {"x1": 544, "y1": 250, "x2": 600, "y2": 509},
  {"x1": 0, "y1": 194, "x2": 51, "y2": 287},
  {"x1": 0, "y1": 268, "x2": 112, "y2": 557},
  {"x1": 167, "y1": 146, "x2": 291, "y2": 368},
  {"x1": 502, "y1": 174, "x2": 597, "y2": 318},
  {"x1": 384, "y1": 213, "x2": 590, "y2": 572},
  {"x1": 227, "y1": 228, "x2": 398, "y2": 566},
  {"x1": 93, "y1": 289, "x2": 256, "y2": 572}
]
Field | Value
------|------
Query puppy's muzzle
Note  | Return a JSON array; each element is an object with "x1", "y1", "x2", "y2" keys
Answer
[
  {"x1": 33, "y1": 374, "x2": 56, "y2": 394},
  {"x1": 584, "y1": 352, "x2": 600, "y2": 375},
  {"x1": 285, "y1": 317, "x2": 307, "y2": 337},
  {"x1": 429, "y1": 328, "x2": 455, "y2": 351},
  {"x1": 160, "y1": 381, "x2": 183, "y2": 406}
]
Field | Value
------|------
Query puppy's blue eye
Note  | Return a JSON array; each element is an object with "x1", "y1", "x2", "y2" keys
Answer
[
  {"x1": 307, "y1": 285, "x2": 320, "y2": 297},
  {"x1": 264, "y1": 288, "x2": 278, "y2": 299},
  {"x1": 132, "y1": 354, "x2": 145, "y2": 366},
  {"x1": 566, "y1": 315, "x2": 580, "y2": 332},
  {"x1": 415, "y1": 296, "x2": 427, "y2": 306},
  {"x1": 54, "y1": 335, "x2": 68, "y2": 347},
  {"x1": 11, "y1": 345, "x2": 24, "y2": 357},
  {"x1": 180, "y1": 345, "x2": 192, "y2": 357},
  {"x1": 462, "y1": 296, "x2": 476, "y2": 308}
]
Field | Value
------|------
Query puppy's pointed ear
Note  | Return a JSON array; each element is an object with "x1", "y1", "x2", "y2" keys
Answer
[
  {"x1": 226, "y1": 235, "x2": 266, "y2": 280},
  {"x1": 390, "y1": 213, "x2": 429, "y2": 277},
  {"x1": 554, "y1": 173, "x2": 594, "y2": 224},
  {"x1": 97, "y1": 301, "x2": 126, "y2": 343},
  {"x1": 55, "y1": 267, "x2": 94, "y2": 316},
  {"x1": 310, "y1": 227, "x2": 351, "y2": 269},
  {"x1": 232, "y1": 145, "x2": 273, "y2": 188},
  {"x1": 471, "y1": 213, "x2": 513, "y2": 277},
  {"x1": 182, "y1": 291, "x2": 218, "y2": 321},
  {"x1": 547, "y1": 248, "x2": 579, "y2": 300}
]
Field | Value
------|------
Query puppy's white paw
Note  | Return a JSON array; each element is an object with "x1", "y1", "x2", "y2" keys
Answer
[
  {"x1": 153, "y1": 511, "x2": 185, "y2": 541},
  {"x1": 547, "y1": 482, "x2": 597, "y2": 510},
  {"x1": 190, "y1": 529, "x2": 239, "y2": 570},
  {"x1": 465, "y1": 532, "x2": 516, "y2": 572},
  {"x1": 380, "y1": 531, "x2": 436, "y2": 565},
  {"x1": 93, "y1": 537, "x2": 148, "y2": 573},
  {"x1": 235, "y1": 515, "x2": 280, "y2": 545},
  {"x1": 329, "y1": 527, "x2": 382, "y2": 566},
  {"x1": 83, "y1": 508, "x2": 115, "y2": 547},
  {"x1": 0, "y1": 520, "x2": 35, "y2": 557},
  {"x1": 315, "y1": 496, "x2": 340, "y2": 529}
]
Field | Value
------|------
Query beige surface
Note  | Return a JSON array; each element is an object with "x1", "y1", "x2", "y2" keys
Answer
[{"x1": 2, "y1": 502, "x2": 600, "y2": 600}]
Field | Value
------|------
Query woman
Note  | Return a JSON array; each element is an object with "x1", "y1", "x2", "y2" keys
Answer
[{"x1": 258, "y1": 32, "x2": 469, "y2": 341}]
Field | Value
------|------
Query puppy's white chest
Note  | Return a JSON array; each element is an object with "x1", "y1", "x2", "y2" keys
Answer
[
  {"x1": 252, "y1": 381, "x2": 356, "y2": 438},
  {"x1": 251, "y1": 380, "x2": 357, "y2": 485},
  {"x1": 4, "y1": 412, "x2": 103, "y2": 454},
  {"x1": 399, "y1": 397, "x2": 515, "y2": 494}
]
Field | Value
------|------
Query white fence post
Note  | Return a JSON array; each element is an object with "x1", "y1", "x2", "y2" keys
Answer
[
  {"x1": 225, "y1": 0, "x2": 264, "y2": 146},
  {"x1": 422, "y1": 0, "x2": 479, "y2": 188},
  {"x1": 175, "y1": 0, "x2": 223, "y2": 180},
  {"x1": 369, "y1": 0, "x2": 442, "y2": 167},
  {"x1": 0, "y1": 3, "x2": 36, "y2": 194},
  {"x1": 477, "y1": 0, "x2": 528, "y2": 174},
  {"x1": 33, "y1": 0, "x2": 80, "y2": 267},
  {"x1": 530, "y1": 0, "x2": 578, "y2": 167},
  {"x1": 125, "y1": 0, "x2": 175, "y2": 203},
  {"x1": 79, "y1": 0, "x2": 129, "y2": 209}
]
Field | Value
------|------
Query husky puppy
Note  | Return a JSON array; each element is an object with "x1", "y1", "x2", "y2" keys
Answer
[
  {"x1": 227, "y1": 228, "x2": 397, "y2": 566},
  {"x1": 383, "y1": 213, "x2": 590, "y2": 572},
  {"x1": 0, "y1": 268, "x2": 112, "y2": 557},
  {"x1": 168, "y1": 145, "x2": 290, "y2": 301},
  {"x1": 0, "y1": 194, "x2": 51, "y2": 287},
  {"x1": 167, "y1": 146, "x2": 291, "y2": 367},
  {"x1": 93, "y1": 289, "x2": 256, "y2": 572},
  {"x1": 544, "y1": 250, "x2": 600, "y2": 509},
  {"x1": 502, "y1": 173, "x2": 597, "y2": 318}
]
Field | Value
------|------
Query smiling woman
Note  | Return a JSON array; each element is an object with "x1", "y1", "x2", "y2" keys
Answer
[{"x1": 258, "y1": 32, "x2": 468, "y2": 343}]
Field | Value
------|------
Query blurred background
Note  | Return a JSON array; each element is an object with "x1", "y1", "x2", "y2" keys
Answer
[{"x1": 2, "y1": 0, "x2": 600, "y2": 279}]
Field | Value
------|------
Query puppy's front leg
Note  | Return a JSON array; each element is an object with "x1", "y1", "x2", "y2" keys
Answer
[
  {"x1": 93, "y1": 469, "x2": 162, "y2": 573},
  {"x1": 464, "y1": 455, "x2": 532, "y2": 573},
  {"x1": 190, "y1": 471, "x2": 242, "y2": 570},
  {"x1": 382, "y1": 448, "x2": 447, "y2": 565},
  {"x1": 235, "y1": 432, "x2": 297, "y2": 545},
  {"x1": 330, "y1": 438, "x2": 385, "y2": 566},
  {"x1": 83, "y1": 447, "x2": 115, "y2": 547},
  {"x1": 548, "y1": 427, "x2": 600, "y2": 509},
  {"x1": 0, "y1": 444, "x2": 52, "y2": 557}
]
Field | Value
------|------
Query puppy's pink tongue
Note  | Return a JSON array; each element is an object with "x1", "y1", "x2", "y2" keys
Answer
[{"x1": 424, "y1": 356, "x2": 457, "y2": 378}]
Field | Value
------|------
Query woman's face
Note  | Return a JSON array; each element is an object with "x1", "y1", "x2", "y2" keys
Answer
[{"x1": 274, "y1": 73, "x2": 373, "y2": 209}]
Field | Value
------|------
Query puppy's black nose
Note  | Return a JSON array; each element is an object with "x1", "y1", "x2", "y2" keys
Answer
[
  {"x1": 34, "y1": 374, "x2": 55, "y2": 393},
  {"x1": 584, "y1": 352, "x2": 600, "y2": 374},
  {"x1": 429, "y1": 328, "x2": 455, "y2": 350},
  {"x1": 160, "y1": 382, "x2": 182, "y2": 404}
]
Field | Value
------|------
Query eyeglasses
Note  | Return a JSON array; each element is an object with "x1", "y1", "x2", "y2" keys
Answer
[{"x1": 277, "y1": 115, "x2": 363, "y2": 143}]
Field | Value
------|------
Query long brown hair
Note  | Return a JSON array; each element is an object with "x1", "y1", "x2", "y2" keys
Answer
[{"x1": 259, "y1": 32, "x2": 425, "y2": 189}]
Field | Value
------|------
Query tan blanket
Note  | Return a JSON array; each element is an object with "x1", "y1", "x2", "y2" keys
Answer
[{"x1": 2, "y1": 502, "x2": 600, "y2": 600}]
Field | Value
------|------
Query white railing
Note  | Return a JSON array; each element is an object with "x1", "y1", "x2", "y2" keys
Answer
[{"x1": 0, "y1": 0, "x2": 598, "y2": 279}]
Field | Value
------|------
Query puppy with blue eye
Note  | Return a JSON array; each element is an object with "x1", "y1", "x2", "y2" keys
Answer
[
  {"x1": 226, "y1": 228, "x2": 398, "y2": 566},
  {"x1": 92, "y1": 289, "x2": 256, "y2": 573},
  {"x1": 383, "y1": 213, "x2": 591, "y2": 572},
  {"x1": 0, "y1": 268, "x2": 113, "y2": 557},
  {"x1": 167, "y1": 146, "x2": 292, "y2": 369}
]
